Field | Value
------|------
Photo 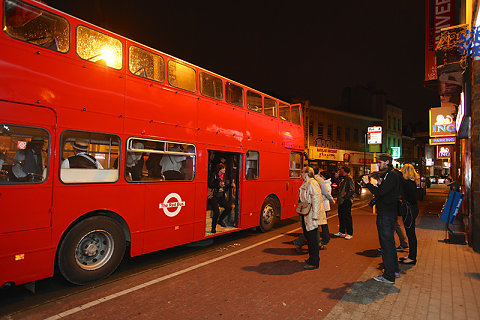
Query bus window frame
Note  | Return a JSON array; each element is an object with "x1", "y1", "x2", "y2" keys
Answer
[
  {"x1": 199, "y1": 71, "x2": 223, "y2": 101},
  {"x1": 289, "y1": 151, "x2": 302, "y2": 179},
  {"x1": 126, "y1": 137, "x2": 196, "y2": 183},
  {"x1": 3, "y1": 0, "x2": 71, "y2": 54},
  {"x1": 245, "y1": 150, "x2": 259, "y2": 180},
  {"x1": 246, "y1": 90, "x2": 263, "y2": 113},
  {"x1": 128, "y1": 44, "x2": 165, "y2": 83},
  {"x1": 75, "y1": 25, "x2": 124, "y2": 70},
  {"x1": 167, "y1": 59, "x2": 197, "y2": 93},
  {"x1": 263, "y1": 96, "x2": 277, "y2": 118},
  {"x1": 59, "y1": 129, "x2": 121, "y2": 185},
  {"x1": 225, "y1": 81, "x2": 244, "y2": 107},
  {"x1": 279, "y1": 103, "x2": 290, "y2": 122},
  {"x1": 0, "y1": 123, "x2": 50, "y2": 185},
  {"x1": 291, "y1": 104, "x2": 302, "y2": 125}
]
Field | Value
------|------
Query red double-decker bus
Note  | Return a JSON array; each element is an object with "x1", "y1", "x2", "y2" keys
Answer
[{"x1": 0, "y1": 0, "x2": 304, "y2": 286}]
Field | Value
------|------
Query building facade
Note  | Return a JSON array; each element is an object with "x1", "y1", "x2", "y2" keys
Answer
[{"x1": 301, "y1": 100, "x2": 382, "y2": 178}]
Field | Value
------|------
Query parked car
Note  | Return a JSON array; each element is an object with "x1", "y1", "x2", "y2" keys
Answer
[{"x1": 430, "y1": 175, "x2": 439, "y2": 184}]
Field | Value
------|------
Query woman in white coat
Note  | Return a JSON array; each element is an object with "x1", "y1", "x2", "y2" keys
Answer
[{"x1": 299, "y1": 166, "x2": 323, "y2": 270}]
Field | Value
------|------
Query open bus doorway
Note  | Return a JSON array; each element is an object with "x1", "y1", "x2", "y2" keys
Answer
[{"x1": 205, "y1": 151, "x2": 240, "y2": 235}]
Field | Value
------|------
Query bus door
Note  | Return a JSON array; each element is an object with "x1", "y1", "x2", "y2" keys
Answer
[
  {"x1": 0, "y1": 102, "x2": 55, "y2": 234},
  {"x1": 206, "y1": 150, "x2": 240, "y2": 234},
  {"x1": 141, "y1": 139, "x2": 196, "y2": 253}
]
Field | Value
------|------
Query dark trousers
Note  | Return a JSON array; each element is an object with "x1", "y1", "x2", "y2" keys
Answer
[
  {"x1": 402, "y1": 204, "x2": 418, "y2": 261},
  {"x1": 301, "y1": 216, "x2": 319, "y2": 267},
  {"x1": 376, "y1": 213, "x2": 399, "y2": 282},
  {"x1": 208, "y1": 196, "x2": 231, "y2": 231},
  {"x1": 338, "y1": 200, "x2": 353, "y2": 235},
  {"x1": 320, "y1": 224, "x2": 330, "y2": 244}
]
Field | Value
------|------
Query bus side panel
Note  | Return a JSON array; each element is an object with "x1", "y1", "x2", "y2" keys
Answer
[
  {"x1": 246, "y1": 112, "x2": 278, "y2": 152},
  {"x1": 289, "y1": 125, "x2": 305, "y2": 150},
  {"x1": 0, "y1": 228, "x2": 54, "y2": 286},
  {"x1": 124, "y1": 78, "x2": 198, "y2": 142},
  {"x1": 196, "y1": 101, "x2": 245, "y2": 148},
  {"x1": 142, "y1": 183, "x2": 195, "y2": 253},
  {"x1": 0, "y1": 37, "x2": 125, "y2": 116}
]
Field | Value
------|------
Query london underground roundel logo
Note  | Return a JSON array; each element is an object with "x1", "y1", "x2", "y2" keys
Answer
[{"x1": 159, "y1": 193, "x2": 185, "y2": 217}]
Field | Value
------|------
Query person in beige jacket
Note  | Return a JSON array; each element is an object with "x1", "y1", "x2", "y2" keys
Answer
[{"x1": 299, "y1": 166, "x2": 324, "y2": 270}]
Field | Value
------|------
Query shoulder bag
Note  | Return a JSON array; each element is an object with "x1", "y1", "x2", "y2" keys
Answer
[{"x1": 296, "y1": 201, "x2": 312, "y2": 216}]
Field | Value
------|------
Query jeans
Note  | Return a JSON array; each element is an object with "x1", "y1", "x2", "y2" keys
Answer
[
  {"x1": 376, "y1": 213, "x2": 399, "y2": 282},
  {"x1": 301, "y1": 216, "x2": 319, "y2": 267},
  {"x1": 338, "y1": 200, "x2": 353, "y2": 235},
  {"x1": 402, "y1": 204, "x2": 419, "y2": 260}
]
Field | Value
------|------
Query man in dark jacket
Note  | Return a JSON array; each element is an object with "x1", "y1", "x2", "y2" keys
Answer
[
  {"x1": 334, "y1": 166, "x2": 355, "y2": 239},
  {"x1": 363, "y1": 153, "x2": 402, "y2": 284}
]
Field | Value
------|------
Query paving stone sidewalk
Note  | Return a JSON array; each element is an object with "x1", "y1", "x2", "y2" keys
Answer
[{"x1": 324, "y1": 216, "x2": 480, "y2": 320}]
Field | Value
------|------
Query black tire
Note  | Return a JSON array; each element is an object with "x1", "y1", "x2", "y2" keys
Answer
[
  {"x1": 259, "y1": 198, "x2": 278, "y2": 232},
  {"x1": 57, "y1": 216, "x2": 126, "y2": 285}
]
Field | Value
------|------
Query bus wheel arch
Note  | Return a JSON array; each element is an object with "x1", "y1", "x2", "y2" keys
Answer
[
  {"x1": 56, "y1": 213, "x2": 128, "y2": 285},
  {"x1": 258, "y1": 195, "x2": 280, "y2": 232}
]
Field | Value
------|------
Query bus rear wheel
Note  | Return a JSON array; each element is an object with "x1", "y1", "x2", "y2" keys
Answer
[
  {"x1": 259, "y1": 198, "x2": 278, "y2": 232},
  {"x1": 57, "y1": 216, "x2": 126, "y2": 285}
]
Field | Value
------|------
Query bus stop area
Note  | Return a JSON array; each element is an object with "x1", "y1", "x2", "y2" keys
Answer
[{"x1": 1, "y1": 185, "x2": 480, "y2": 320}]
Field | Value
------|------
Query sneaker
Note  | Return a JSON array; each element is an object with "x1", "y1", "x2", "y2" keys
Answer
[
  {"x1": 373, "y1": 275, "x2": 394, "y2": 284},
  {"x1": 344, "y1": 234, "x2": 353, "y2": 240},
  {"x1": 396, "y1": 245, "x2": 408, "y2": 252},
  {"x1": 395, "y1": 272, "x2": 401, "y2": 278},
  {"x1": 334, "y1": 232, "x2": 345, "y2": 237}
]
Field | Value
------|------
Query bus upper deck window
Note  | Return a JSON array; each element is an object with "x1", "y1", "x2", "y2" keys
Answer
[
  {"x1": 264, "y1": 97, "x2": 277, "y2": 117},
  {"x1": 225, "y1": 82, "x2": 244, "y2": 107},
  {"x1": 279, "y1": 103, "x2": 290, "y2": 121},
  {"x1": 200, "y1": 72, "x2": 223, "y2": 100},
  {"x1": 247, "y1": 91, "x2": 262, "y2": 113},
  {"x1": 168, "y1": 60, "x2": 196, "y2": 92},
  {"x1": 76, "y1": 26, "x2": 123, "y2": 70},
  {"x1": 291, "y1": 105, "x2": 302, "y2": 125},
  {"x1": 129, "y1": 46, "x2": 165, "y2": 82},
  {"x1": 4, "y1": 0, "x2": 69, "y2": 52}
]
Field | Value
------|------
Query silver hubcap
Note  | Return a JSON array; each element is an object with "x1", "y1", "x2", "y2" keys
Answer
[
  {"x1": 262, "y1": 204, "x2": 274, "y2": 225},
  {"x1": 75, "y1": 230, "x2": 114, "y2": 270}
]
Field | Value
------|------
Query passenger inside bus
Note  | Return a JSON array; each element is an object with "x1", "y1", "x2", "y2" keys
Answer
[
  {"x1": 11, "y1": 137, "x2": 45, "y2": 182},
  {"x1": 125, "y1": 142, "x2": 144, "y2": 181},
  {"x1": 61, "y1": 139, "x2": 103, "y2": 169},
  {"x1": 160, "y1": 144, "x2": 186, "y2": 180},
  {"x1": 145, "y1": 153, "x2": 164, "y2": 179}
]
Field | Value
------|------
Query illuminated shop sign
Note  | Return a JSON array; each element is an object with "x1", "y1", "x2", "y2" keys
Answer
[
  {"x1": 437, "y1": 145, "x2": 452, "y2": 159},
  {"x1": 367, "y1": 126, "x2": 382, "y2": 144},
  {"x1": 429, "y1": 106, "x2": 457, "y2": 137},
  {"x1": 429, "y1": 136, "x2": 456, "y2": 145},
  {"x1": 391, "y1": 147, "x2": 401, "y2": 159}
]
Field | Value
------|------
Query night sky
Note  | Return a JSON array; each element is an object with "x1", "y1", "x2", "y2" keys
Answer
[{"x1": 46, "y1": 0, "x2": 439, "y2": 125}]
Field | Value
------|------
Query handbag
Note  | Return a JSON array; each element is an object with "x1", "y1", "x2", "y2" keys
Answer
[
  {"x1": 296, "y1": 202, "x2": 312, "y2": 216},
  {"x1": 398, "y1": 199, "x2": 411, "y2": 218}
]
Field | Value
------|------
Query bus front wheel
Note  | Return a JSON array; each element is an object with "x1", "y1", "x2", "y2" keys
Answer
[
  {"x1": 57, "y1": 216, "x2": 126, "y2": 285},
  {"x1": 259, "y1": 198, "x2": 277, "y2": 232}
]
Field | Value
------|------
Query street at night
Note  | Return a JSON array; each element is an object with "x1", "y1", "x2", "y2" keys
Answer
[{"x1": 1, "y1": 185, "x2": 479, "y2": 319}]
